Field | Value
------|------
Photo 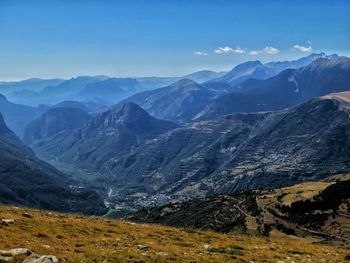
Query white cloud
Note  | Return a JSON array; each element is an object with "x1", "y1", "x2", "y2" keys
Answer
[
  {"x1": 263, "y1": 46, "x2": 279, "y2": 55},
  {"x1": 214, "y1": 46, "x2": 246, "y2": 54},
  {"x1": 214, "y1": 45, "x2": 279, "y2": 55},
  {"x1": 232, "y1": 46, "x2": 245, "y2": 54},
  {"x1": 194, "y1": 51, "x2": 208, "y2": 56},
  {"x1": 293, "y1": 44, "x2": 312, "y2": 53},
  {"x1": 249, "y1": 50, "x2": 260, "y2": 55},
  {"x1": 248, "y1": 46, "x2": 279, "y2": 56},
  {"x1": 214, "y1": 46, "x2": 234, "y2": 54}
]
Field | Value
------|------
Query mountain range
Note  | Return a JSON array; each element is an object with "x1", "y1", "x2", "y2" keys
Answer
[
  {"x1": 32, "y1": 103, "x2": 178, "y2": 177},
  {"x1": 195, "y1": 57, "x2": 350, "y2": 120},
  {"x1": 4, "y1": 70, "x2": 225, "y2": 107},
  {"x1": 31, "y1": 91, "x2": 350, "y2": 211},
  {"x1": 1, "y1": 52, "x2": 350, "y2": 218},
  {"x1": 207, "y1": 52, "x2": 338, "y2": 86}
]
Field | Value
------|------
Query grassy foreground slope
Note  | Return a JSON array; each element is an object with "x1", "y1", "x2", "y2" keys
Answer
[{"x1": 0, "y1": 205, "x2": 349, "y2": 262}]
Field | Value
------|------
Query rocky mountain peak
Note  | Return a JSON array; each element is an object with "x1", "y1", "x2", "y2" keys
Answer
[
  {"x1": 102, "y1": 102, "x2": 152, "y2": 124},
  {"x1": 83, "y1": 102, "x2": 178, "y2": 138}
]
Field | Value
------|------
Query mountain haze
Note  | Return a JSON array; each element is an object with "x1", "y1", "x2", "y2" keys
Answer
[{"x1": 122, "y1": 79, "x2": 217, "y2": 123}]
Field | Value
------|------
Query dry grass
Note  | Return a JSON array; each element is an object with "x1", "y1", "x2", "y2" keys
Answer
[
  {"x1": 0, "y1": 205, "x2": 348, "y2": 262},
  {"x1": 322, "y1": 91, "x2": 350, "y2": 103},
  {"x1": 255, "y1": 173, "x2": 350, "y2": 246}
]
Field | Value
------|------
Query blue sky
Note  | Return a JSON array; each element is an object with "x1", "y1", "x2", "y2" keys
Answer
[{"x1": 0, "y1": 0, "x2": 349, "y2": 80}]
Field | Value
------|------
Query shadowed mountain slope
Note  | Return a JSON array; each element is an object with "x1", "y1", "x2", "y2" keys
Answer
[{"x1": 0, "y1": 113, "x2": 106, "y2": 215}]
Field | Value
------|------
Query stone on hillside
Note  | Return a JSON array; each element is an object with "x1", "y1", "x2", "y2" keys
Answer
[
  {"x1": 0, "y1": 255, "x2": 12, "y2": 262},
  {"x1": 137, "y1": 244, "x2": 149, "y2": 251},
  {"x1": 1, "y1": 219, "x2": 15, "y2": 224},
  {"x1": 0, "y1": 248, "x2": 58, "y2": 263},
  {"x1": 0, "y1": 248, "x2": 32, "y2": 257},
  {"x1": 23, "y1": 255, "x2": 58, "y2": 263}
]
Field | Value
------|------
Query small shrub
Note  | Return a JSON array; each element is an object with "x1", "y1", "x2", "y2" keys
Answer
[
  {"x1": 229, "y1": 245, "x2": 244, "y2": 250},
  {"x1": 36, "y1": 233, "x2": 49, "y2": 238},
  {"x1": 208, "y1": 247, "x2": 226, "y2": 253},
  {"x1": 227, "y1": 249, "x2": 244, "y2": 256}
]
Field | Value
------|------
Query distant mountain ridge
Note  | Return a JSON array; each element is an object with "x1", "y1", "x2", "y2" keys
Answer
[
  {"x1": 73, "y1": 77, "x2": 143, "y2": 103},
  {"x1": 0, "y1": 78, "x2": 64, "y2": 95},
  {"x1": 11, "y1": 76, "x2": 107, "y2": 105},
  {"x1": 3, "y1": 70, "x2": 225, "y2": 106},
  {"x1": 196, "y1": 57, "x2": 350, "y2": 120},
  {"x1": 121, "y1": 79, "x2": 218, "y2": 123},
  {"x1": 207, "y1": 52, "x2": 339, "y2": 86},
  {"x1": 0, "y1": 94, "x2": 49, "y2": 135}
]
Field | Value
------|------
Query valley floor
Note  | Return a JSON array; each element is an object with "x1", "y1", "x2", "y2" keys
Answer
[{"x1": 0, "y1": 205, "x2": 349, "y2": 262}]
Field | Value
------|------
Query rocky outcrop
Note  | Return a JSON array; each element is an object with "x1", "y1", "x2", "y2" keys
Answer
[{"x1": 0, "y1": 248, "x2": 58, "y2": 263}]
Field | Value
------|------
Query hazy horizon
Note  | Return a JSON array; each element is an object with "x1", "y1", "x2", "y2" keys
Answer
[{"x1": 0, "y1": 51, "x2": 345, "y2": 82}]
